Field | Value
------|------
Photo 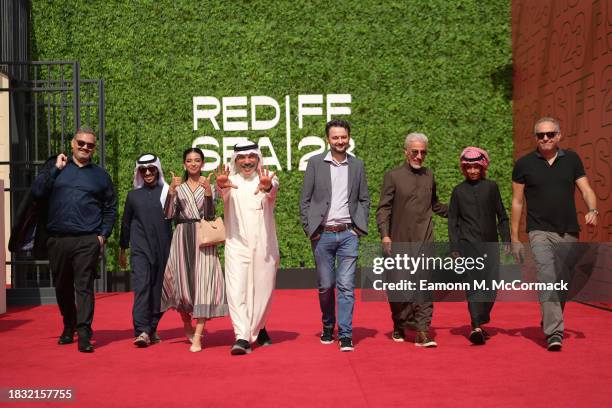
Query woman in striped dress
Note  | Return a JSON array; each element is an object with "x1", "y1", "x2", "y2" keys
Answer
[{"x1": 161, "y1": 148, "x2": 228, "y2": 352}]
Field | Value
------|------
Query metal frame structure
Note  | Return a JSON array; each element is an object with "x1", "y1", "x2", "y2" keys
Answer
[{"x1": 0, "y1": 61, "x2": 108, "y2": 300}]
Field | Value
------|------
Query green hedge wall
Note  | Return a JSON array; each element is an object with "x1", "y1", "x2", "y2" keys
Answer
[{"x1": 31, "y1": 0, "x2": 513, "y2": 269}]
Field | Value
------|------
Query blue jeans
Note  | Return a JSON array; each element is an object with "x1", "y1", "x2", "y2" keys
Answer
[{"x1": 311, "y1": 229, "x2": 359, "y2": 339}]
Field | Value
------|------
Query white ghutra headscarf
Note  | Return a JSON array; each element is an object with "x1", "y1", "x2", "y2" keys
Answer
[
  {"x1": 229, "y1": 141, "x2": 263, "y2": 176},
  {"x1": 132, "y1": 153, "x2": 169, "y2": 206}
]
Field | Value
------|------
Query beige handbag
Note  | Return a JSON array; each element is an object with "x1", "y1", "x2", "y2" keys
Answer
[{"x1": 197, "y1": 217, "x2": 225, "y2": 248}]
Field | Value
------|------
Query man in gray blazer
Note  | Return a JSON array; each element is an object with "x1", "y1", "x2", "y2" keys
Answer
[{"x1": 300, "y1": 119, "x2": 370, "y2": 352}]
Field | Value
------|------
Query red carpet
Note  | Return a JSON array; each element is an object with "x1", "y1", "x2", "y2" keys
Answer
[{"x1": 0, "y1": 290, "x2": 611, "y2": 407}]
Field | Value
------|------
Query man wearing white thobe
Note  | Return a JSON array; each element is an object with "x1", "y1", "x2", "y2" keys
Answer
[{"x1": 216, "y1": 141, "x2": 280, "y2": 355}]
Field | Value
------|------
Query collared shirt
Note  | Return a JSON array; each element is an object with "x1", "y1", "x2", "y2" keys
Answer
[
  {"x1": 31, "y1": 156, "x2": 117, "y2": 238},
  {"x1": 512, "y1": 148, "x2": 585, "y2": 233},
  {"x1": 323, "y1": 151, "x2": 352, "y2": 226}
]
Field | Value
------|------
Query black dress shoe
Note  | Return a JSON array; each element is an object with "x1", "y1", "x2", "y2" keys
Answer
[
  {"x1": 58, "y1": 328, "x2": 75, "y2": 345},
  {"x1": 230, "y1": 339, "x2": 251, "y2": 355},
  {"x1": 78, "y1": 337, "x2": 94, "y2": 353},
  {"x1": 256, "y1": 327, "x2": 272, "y2": 346},
  {"x1": 481, "y1": 328, "x2": 491, "y2": 340},
  {"x1": 469, "y1": 328, "x2": 486, "y2": 345}
]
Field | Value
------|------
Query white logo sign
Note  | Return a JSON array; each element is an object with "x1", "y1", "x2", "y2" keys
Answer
[{"x1": 192, "y1": 94, "x2": 353, "y2": 171}]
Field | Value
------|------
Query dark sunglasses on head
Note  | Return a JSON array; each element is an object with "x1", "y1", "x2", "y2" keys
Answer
[
  {"x1": 76, "y1": 139, "x2": 96, "y2": 149},
  {"x1": 138, "y1": 166, "x2": 158, "y2": 174},
  {"x1": 410, "y1": 149, "x2": 427, "y2": 157},
  {"x1": 535, "y1": 131, "x2": 558, "y2": 140}
]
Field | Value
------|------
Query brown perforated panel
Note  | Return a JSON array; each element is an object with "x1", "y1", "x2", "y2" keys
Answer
[
  {"x1": 513, "y1": 0, "x2": 612, "y2": 243},
  {"x1": 513, "y1": 0, "x2": 612, "y2": 309}
]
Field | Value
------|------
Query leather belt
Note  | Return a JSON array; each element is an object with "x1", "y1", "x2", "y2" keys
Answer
[
  {"x1": 322, "y1": 224, "x2": 352, "y2": 233},
  {"x1": 175, "y1": 219, "x2": 200, "y2": 224}
]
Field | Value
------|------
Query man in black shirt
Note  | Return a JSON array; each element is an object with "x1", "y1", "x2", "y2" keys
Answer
[
  {"x1": 119, "y1": 154, "x2": 172, "y2": 347},
  {"x1": 31, "y1": 128, "x2": 117, "y2": 353},
  {"x1": 511, "y1": 117, "x2": 598, "y2": 351}
]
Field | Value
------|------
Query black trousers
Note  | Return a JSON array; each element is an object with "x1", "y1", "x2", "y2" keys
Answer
[
  {"x1": 131, "y1": 254, "x2": 164, "y2": 336},
  {"x1": 47, "y1": 234, "x2": 100, "y2": 337},
  {"x1": 460, "y1": 243, "x2": 500, "y2": 328},
  {"x1": 465, "y1": 266, "x2": 497, "y2": 328}
]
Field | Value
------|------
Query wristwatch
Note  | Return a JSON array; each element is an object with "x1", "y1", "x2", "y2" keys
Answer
[{"x1": 588, "y1": 209, "x2": 599, "y2": 215}]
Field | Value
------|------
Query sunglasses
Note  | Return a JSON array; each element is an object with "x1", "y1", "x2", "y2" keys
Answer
[
  {"x1": 535, "y1": 131, "x2": 558, "y2": 140},
  {"x1": 76, "y1": 139, "x2": 96, "y2": 149},
  {"x1": 409, "y1": 149, "x2": 427, "y2": 157},
  {"x1": 138, "y1": 166, "x2": 158, "y2": 174}
]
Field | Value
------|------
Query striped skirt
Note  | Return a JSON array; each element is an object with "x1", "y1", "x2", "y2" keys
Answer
[{"x1": 161, "y1": 222, "x2": 228, "y2": 318}]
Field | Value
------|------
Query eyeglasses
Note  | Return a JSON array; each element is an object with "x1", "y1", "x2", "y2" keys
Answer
[
  {"x1": 76, "y1": 139, "x2": 96, "y2": 149},
  {"x1": 138, "y1": 166, "x2": 158, "y2": 174},
  {"x1": 535, "y1": 131, "x2": 558, "y2": 140},
  {"x1": 409, "y1": 149, "x2": 427, "y2": 157}
]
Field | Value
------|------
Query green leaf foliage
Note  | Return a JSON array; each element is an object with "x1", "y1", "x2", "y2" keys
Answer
[{"x1": 31, "y1": 0, "x2": 513, "y2": 269}]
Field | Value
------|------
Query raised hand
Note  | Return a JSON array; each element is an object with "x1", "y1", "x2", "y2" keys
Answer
[
  {"x1": 255, "y1": 166, "x2": 276, "y2": 194},
  {"x1": 214, "y1": 165, "x2": 237, "y2": 189},
  {"x1": 169, "y1": 171, "x2": 182, "y2": 195},
  {"x1": 199, "y1": 173, "x2": 213, "y2": 193},
  {"x1": 56, "y1": 153, "x2": 68, "y2": 170}
]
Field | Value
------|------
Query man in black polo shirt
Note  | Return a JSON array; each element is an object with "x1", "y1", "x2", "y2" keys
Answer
[
  {"x1": 31, "y1": 128, "x2": 117, "y2": 353},
  {"x1": 511, "y1": 117, "x2": 598, "y2": 351}
]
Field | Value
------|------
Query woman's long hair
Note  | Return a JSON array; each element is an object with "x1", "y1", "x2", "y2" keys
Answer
[{"x1": 182, "y1": 147, "x2": 204, "y2": 181}]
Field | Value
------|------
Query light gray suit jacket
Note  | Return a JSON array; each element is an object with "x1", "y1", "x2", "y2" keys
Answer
[{"x1": 300, "y1": 152, "x2": 370, "y2": 238}]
